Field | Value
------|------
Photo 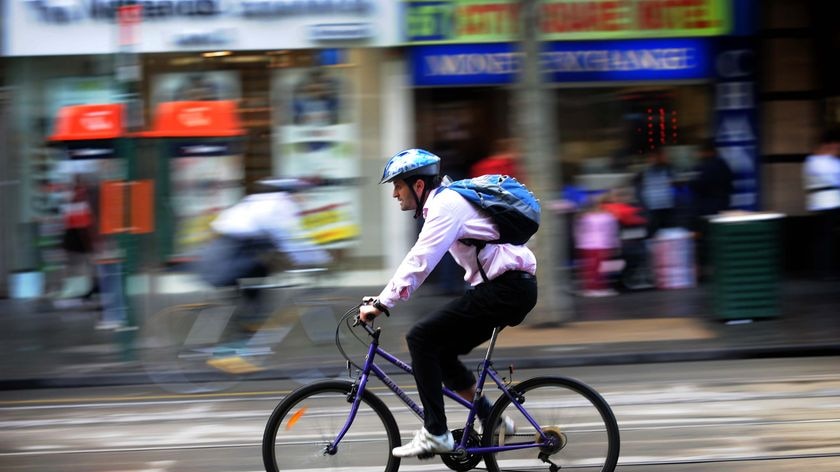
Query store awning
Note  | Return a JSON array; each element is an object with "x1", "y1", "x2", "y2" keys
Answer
[
  {"x1": 141, "y1": 100, "x2": 245, "y2": 138},
  {"x1": 48, "y1": 103, "x2": 125, "y2": 142}
]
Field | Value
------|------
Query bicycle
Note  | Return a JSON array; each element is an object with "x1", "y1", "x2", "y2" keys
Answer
[
  {"x1": 138, "y1": 268, "x2": 338, "y2": 394},
  {"x1": 262, "y1": 304, "x2": 620, "y2": 472}
]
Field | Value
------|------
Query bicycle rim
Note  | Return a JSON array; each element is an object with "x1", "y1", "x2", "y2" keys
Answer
[
  {"x1": 482, "y1": 377, "x2": 620, "y2": 472},
  {"x1": 138, "y1": 303, "x2": 241, "y2": 394},
  {"x1": 263, "y1": 380, "x2": 401, "y2": 472}
]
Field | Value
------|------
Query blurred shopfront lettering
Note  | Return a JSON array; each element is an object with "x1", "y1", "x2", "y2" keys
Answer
[
  {"x1": 7, "y1": 0, "x2": 397, "y2": 54},
  {"x1": 412, "y1": 39, "x2": 711, "y2": 86},
  {"x1": 24, "y1": 0, "x2": 373, "y2": 22},
  {"x1": 405, "y1": 0, "x2": 730, "y2": 43}
]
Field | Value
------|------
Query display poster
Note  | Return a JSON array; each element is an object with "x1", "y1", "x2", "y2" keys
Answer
[
  {"x1": 272, "y1": 67, "x2": 359, "y2": 247},
  {"x1": 170, "y1": 143, "x2": 244, "y2": 257}
]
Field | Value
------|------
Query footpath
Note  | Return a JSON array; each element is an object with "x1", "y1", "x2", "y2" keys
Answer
[{"x1": 1, "y1": 275, "x2": 839, "y2": 390}]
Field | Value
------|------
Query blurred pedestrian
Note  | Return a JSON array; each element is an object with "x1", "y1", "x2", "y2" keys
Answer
[
  {"x1": 58, "y1": 174, "x2": 98, "y2": 302},
  {"x1": 802, "y1": 127, "x2": 840, "y2": 280},
  {"x1": 690, "y1": 140, "x2": 734, "y2": 277},
  {"x1": 634, "y1": 148, "x2": 676, "y2": 238},
  {"x1": 574, "y1": 195, "x2": 620, "y2": 297},
  {"x1": 469, "y1": 137, "x2": 523, "y2": 180},
  {"x1": 601, "y1": 187, "x2": 653, "y2": 290},
  {"x1": 691, "y1": 139, "x2": 733, "y2": 220}
]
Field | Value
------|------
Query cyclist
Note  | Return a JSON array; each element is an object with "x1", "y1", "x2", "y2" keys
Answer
[
  {"x1": 359, "y1": 149, "x2": 538, "y2": 458},
  {"x1": 193, "y1": 179, "x2": 331, "y2": 326}
]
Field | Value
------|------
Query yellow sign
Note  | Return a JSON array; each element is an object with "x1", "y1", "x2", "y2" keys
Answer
[{"x1": 405, "y1": 0, "x2": 731, "y2": 43}]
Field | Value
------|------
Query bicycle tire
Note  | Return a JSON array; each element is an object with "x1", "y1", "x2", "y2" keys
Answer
[
  {"x1": 263, "y1": 380, "x2": 402, "y2": 472},
  {"x1": 482, "y1": 376, "x2": 620, "y2": 472},
  {"x1": 138, "y1": 302, "x2": 242, "y2": 394}
]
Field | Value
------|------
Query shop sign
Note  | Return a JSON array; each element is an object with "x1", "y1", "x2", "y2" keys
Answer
[
  {"x1": 3, "y1": 0, "x2": 398, "y2": 55},
  {"x1": 411, "y1": 38, "x2": 711, "y2": 86},
  {"x1": 714, "y1": 39, "x2": 758, "y2": 210},
  {"x1": 404, "y1": 0, "x2": 731, "y2": 44}
]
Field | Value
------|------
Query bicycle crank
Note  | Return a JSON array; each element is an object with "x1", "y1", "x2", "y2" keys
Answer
[{"x1": 441, "y1": 428, "x2": 482, "y2": 472}]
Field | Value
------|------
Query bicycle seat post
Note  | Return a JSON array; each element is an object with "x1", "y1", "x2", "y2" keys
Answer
[{"x1": 483, "y1": 326, "x2": 502, "y2": 363}]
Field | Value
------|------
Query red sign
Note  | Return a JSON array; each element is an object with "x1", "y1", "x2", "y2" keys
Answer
[{"x1": 49, "y1": 104, "x2": 124, "y2": 141}]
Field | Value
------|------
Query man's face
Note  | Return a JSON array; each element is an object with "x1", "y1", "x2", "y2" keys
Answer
[{"x1": 392, "y1": 178, "x2": 421, "y2": 212}]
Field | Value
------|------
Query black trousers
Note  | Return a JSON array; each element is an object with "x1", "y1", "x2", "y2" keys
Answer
[{"x1": 406, "y1": 271, "x2": 538, "y2": 435}]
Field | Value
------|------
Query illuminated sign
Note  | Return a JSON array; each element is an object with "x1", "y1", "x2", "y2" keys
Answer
[
  {"x1": 5, "y1": 0, "x2": 398, "y2": 55},
  {"x1": 404, "y1": 0, "x2": 730, "y2": 43},
  {"x1": 714, "y1": 39, "x2": 759, "y2": 210},
  {"x1": 411, "y1": 39, "x2": 711, "y2": 86}
]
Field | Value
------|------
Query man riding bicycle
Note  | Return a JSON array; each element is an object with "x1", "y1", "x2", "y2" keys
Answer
[
  {"x1": 193, "y1": 179, "x2": 332, "y2": 329},
  {"x1": 359, "y1": 149, "x2": 538, "y2": 458}
]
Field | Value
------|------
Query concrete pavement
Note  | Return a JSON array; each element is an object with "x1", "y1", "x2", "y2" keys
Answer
[{"x1": 1, "y1": 274, "x2": 839, "y2": 390}]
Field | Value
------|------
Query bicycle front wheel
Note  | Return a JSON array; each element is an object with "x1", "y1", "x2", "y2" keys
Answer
[
  {"x1": 483, "y1": 376, "x2": 620, "y2": 472},
  {"x1": 263, "y1": 380, "x2": 401, "y2": 472}
]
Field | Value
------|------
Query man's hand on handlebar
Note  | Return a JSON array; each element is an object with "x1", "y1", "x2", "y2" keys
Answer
[{"x1": 359, "y1": 296, "x2": 390, "y2": 323}]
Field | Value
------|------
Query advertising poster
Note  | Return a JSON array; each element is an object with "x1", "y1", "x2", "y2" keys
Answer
[
  {"x1": 170, "y1": 143, "x2": 244, "y2": 257},
  {"x1": 272, "y1": 67, "x2": 359, "y2": 248}
]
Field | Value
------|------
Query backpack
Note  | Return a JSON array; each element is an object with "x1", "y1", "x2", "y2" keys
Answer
[{"x1": 442, "y1": 174, "x2": 541, "y2": 281}]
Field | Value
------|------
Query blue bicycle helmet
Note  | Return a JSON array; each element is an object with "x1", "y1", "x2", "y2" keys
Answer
[{"x1": 379, "y1": 148, "x2": 441, "y2": 184}]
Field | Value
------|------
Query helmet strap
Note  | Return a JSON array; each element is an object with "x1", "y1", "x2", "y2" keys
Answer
[{"x1": 410, "y1": 178, "x2": 428, "y2": 219}]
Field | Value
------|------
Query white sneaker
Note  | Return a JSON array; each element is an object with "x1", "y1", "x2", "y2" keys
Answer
[
  {"x1": 392, "y1": 427, "x2": 454, "y2": 458},
  {"x1": 498, "y1": 415, "x2": 516, "y2": 446},
  {"x1": 501, "y1": 415, "x2": 516, "y2": 435},
  {"x1": 476, "y1": 415, "x2": 516, "y2": 436}
]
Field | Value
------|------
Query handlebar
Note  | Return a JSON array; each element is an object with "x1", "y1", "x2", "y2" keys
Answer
[{"x1": 352, "y1": 299, "x2": 390, "y2": 329}]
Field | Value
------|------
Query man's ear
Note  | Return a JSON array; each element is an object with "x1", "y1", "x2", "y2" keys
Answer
[{"x1": 413, "y1": 178, "x2": 426, "y2": 195}]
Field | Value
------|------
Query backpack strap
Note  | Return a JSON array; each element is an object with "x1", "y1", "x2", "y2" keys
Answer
[{"x1": 460, "y1": 238, "x2": 490, "y2": 283}]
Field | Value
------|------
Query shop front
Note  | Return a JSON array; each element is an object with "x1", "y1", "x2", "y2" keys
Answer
[
  {"x1": 404, "y1": 0, "x2": 758, "y2": 211},
  {"x1": 2, "y1": 0, "x2": 403, "y2": 282}
]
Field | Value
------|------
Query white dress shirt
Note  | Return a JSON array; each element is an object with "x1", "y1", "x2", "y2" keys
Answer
[
  {"x1": 377, "y1": 187, "x2": 537, "y2": 308},
  {"x1": 803, "y1": 153, "x2": 840, "y2": 211}
]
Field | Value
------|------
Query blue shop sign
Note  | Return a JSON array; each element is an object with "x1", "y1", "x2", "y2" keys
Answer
[{"x1": 411, "y1": 39, "x2": 712, "y2": 86}]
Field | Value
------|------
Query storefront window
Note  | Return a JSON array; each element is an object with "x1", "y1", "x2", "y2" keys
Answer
[{"x1": 556, "y1": 85, "x2": 711, "y2": 191}]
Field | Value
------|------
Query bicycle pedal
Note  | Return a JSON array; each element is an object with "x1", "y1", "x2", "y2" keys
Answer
[{"x1": 416, "y1": 451, "x2": 436, "y2": 460}]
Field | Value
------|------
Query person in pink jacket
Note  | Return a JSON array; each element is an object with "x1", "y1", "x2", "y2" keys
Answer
[{"x1": 574, "y1": 196, "x2": 620, "y2": 297}]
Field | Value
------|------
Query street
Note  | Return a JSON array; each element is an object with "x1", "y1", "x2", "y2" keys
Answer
[{"x1": 1, "y1": 357, "x2": 839, "y2": 472}]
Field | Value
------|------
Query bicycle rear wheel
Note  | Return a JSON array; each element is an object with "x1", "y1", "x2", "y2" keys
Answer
[
  {"x1": 263, "y1": 380, "x2": 401, "y2": 472},
  {"x1": 482, "y1": 376, "x2": 619, "y2": 472}
]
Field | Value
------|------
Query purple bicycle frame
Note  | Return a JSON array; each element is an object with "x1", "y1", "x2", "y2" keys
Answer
[{"x1": 328, "y1": 325, "x2": 549, "y2": 455}]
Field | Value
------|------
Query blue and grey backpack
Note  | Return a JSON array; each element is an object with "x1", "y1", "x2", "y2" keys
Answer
[{"x1": 442, "y1": 174, "x2": 541, "y2": 281}]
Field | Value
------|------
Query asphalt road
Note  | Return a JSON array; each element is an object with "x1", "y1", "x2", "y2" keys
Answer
[{"x1": 1, "y1": 357, "x2": 839, "y2": 472}]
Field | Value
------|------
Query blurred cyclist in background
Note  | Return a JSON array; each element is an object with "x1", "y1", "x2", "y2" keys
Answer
[
  {"x1": 358, "y1": 149, "x2": 537, "y2": 458},
  {"x1": 192, "y1": 179, "x2": 331, "y2": 326}
]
